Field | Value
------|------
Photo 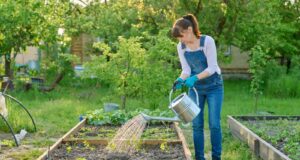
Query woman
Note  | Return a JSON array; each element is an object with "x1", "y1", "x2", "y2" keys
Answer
[{"x1": 172, "y1": 14, "x2": 224, "y2": 160}]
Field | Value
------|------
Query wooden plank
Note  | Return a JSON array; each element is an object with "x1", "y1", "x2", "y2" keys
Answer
[
  {"x1": 37, "y1": 119, "x2": 87, "y2": 160},
  {"x1": 174, "y1": 122, "x2": 192, "y2": 160},
  {"x1": 232, "y1": 115, "x2": 300, "y2": 121},
  {"x1": 62, "y1": 119, "x2": 87, "y2": 140},
  {"x1": 228, "y1": 116, "x2": 292, "y2": 160}
]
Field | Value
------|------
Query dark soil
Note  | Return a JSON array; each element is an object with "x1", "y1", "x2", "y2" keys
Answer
[{"x1": 49, "y1": 142, "x2": 186, "y2": 160}]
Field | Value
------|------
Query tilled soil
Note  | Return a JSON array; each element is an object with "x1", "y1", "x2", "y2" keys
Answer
[{"x1": 49, "y1": 143, "x2": 186, "y2": 160}]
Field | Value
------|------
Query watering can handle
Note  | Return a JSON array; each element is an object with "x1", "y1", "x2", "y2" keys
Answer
[{"x1": 169, "y1": 87, "x2": 199, "y2": 106}]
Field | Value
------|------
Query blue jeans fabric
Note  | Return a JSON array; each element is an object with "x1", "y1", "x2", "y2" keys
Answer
[
  {"x1": 189, "y1": 74, "x2": 224, "y2": 160},
  {"x1": 182, "y1": 35, "x2": 224, "y2": 160}
]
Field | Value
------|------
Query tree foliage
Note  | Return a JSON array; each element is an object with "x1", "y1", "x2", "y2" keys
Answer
[
  {"x1": 0, "y1": 0, "x2": 299, "y2": 103},
  {"x1": 249, "y1": 44, "x2": 269, "y2": 111},
  {"x1": 84, "y1": 32, "x2": 177, "y2": 109}
]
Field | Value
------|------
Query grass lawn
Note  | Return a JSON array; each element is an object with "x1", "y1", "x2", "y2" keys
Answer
[{"x1": 0, "y1": 79, "x2": 299, "y2": 159}]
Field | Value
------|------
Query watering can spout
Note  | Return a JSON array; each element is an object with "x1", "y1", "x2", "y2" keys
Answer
[{"x1": 141, "y1": 113, "x2": 181, "y2": 122}]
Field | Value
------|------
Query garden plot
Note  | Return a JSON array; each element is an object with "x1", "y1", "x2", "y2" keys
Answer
[
  {"x1": 228, "y1": 115, "x2": 300, "y2": 160},
  {"x1": 37, "y1": 119, "x2": 192, "y2": 160}
]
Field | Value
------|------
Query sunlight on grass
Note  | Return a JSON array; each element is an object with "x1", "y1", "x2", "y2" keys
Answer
[{"x1": 7, "y1": 149, "x2": 42, "y2": 160}]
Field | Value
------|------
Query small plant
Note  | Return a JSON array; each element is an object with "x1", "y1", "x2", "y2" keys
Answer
[
  {"x1": 129, "y1": 135, "x2": 143, "y2": 152},
  {"x1": 107, "y1": 142, "x2": 116, "y2": 151},
  {"x1": 66, "y1": 146, "x2": 72, "y2": 153},
  {"x1": 142, "y1": 126, "x2": 176, "y2": 139},
  {"x1": 132, "y1": 139, "x2": 143, "y2": 152},
  {"x1": 79, "y1": 127, "x2": 92, "y2": 133},
  {"x1": 83, "y1": 141, "x2": 95, "y2": 151},
  {"x1": 160, "y1": 140, "x2": 169, "y2": 153}
]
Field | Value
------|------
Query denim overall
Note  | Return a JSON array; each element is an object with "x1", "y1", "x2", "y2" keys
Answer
[{"x1": 183, "y1": 35, "x2": 224, "y2": 160}]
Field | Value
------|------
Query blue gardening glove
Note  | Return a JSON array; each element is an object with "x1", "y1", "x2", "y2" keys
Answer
[
  {"x1": 184, "y1": 75, "x2": 198, "y2": 88},
  {"x1": 173, "y1": 77, "x2": 184, "y2": 90}
]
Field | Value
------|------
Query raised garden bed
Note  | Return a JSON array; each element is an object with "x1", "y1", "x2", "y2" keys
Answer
[
  {"x1": 47, "y1": 141, "x2": 185, "y2": 160},
  {"x1": 37, "y1": 119, "x2": 192, "y2": 160},
  {"x1": 228, "y1": 115, "x2": 300, "y2": 160}
]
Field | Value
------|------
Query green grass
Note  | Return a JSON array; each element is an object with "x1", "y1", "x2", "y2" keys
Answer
[{"x1": 0, "y1": 79, "x2": 299, "y2": 159}]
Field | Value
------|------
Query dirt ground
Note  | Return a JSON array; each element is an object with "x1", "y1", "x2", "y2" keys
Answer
[{"x1": 0, "y1": 132, "x2": 54, "y2": 160}]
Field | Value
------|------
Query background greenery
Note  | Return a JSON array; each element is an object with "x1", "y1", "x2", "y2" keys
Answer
[{"x1": 0, "y1": 0, "x2": 299, "y2": 159}]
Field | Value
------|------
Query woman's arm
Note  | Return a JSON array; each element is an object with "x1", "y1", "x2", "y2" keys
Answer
[
  {"x1": 196, "y1": 36, "x2": 218, "y2": 80},
  {"x1": 195, "y1": 70, "x2": 210, "y2": 80},
  {"x1": 177, "y1": 43, "x2": 191, "y2": 80}
]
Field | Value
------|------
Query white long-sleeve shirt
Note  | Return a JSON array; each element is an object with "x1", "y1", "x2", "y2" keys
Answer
[{"x1": 177, "y1": 35, "x2": 221, "y2": 77}]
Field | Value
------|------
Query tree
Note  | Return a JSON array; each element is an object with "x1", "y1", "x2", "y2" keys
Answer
[
  {"x1": 0, "y1": 0, "x2": 43, "y2": 77},
  {"x1": 0, "y1": 1, "x2": 80, "y2": 91},
  {"x1": 85, "y1": 37, "x2": 147, "y2": 109},
  {"x1": 249, "y1": 45, "x2": 269, "y2": 112},
  {"x1": 83, "y1": 29, "x2": 178, "y2": 110}
]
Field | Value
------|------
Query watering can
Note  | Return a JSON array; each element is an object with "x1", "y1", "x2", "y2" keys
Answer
[{"x1": 142, "y1": 87, "x2": 200, "y2": 124}]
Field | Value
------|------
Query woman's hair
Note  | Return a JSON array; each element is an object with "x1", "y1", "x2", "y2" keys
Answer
[{"x1": 172, "y1": 14, "x2": 201, "y2": 38}]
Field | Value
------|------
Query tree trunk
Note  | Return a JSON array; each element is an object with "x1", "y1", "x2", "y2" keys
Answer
[
  {"x1": 215, "y1": 0, "x2": 229, "y2": 41},
  {"x1": 4, "y1": 54, "x2": 11, "y2": 78},
  {"x1": 39, "y1": 73, "x2": 64, "y2": 92},
  {"x1": 2, "y1": 54, "x2": 14, "y2": 91},
  {"x1": 286, "y1": 57, "x2": 291, "y2": 74},
  {"x1": 254, "y1": 94, "x2": 258, "y2": 113},
  {"x1": 121, "y1": 95, "x2": 126, "y2": 110},
  {"x1": 194, "y1": 0, "x2": 203, "y2": 15},
  {"x1": 280, "y1": 55, "x2": 285, "y2": 65}
]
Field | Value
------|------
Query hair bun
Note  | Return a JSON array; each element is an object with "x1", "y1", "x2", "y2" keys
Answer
[{"x1": 183, "y1": 14, "x2": 194, "y2": 21}]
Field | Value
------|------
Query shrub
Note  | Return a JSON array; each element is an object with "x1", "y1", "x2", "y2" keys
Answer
[
  {"x1": 264, "y1": 56, "x2": 300, "y2": 98},
  {"x1": 265, "y1": 74, "x2": 300, "y2": 98}
]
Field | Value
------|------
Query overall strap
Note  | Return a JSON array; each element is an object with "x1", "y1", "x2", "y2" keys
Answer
[
  {"x1": 199, "y1": 35, "x2": 206, "y2": 50},
  {"x1": 181, "y1": 43, "x2": 186, "y2": 49}
]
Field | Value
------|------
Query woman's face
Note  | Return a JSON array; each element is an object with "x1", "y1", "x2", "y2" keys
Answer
[{"x1": 177, "y1": 27, "x2": 193, "y2": 44}]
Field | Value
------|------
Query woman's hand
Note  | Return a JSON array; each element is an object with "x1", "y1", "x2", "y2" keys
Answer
[
  {"x1": 184, "y1": 75, "x2": 198, "y2": 88},
  {"x1": 173, "y1": 77, "x2": 184, "y2": 90}
]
